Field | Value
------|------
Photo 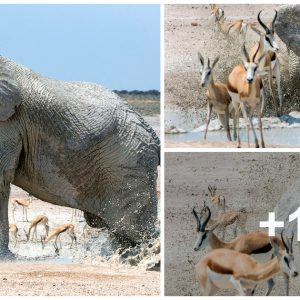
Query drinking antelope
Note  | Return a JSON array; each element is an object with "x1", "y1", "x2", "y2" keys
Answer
[
  {"x1": 227, "y1": 43, "x2": 266, "y2": 148},
  {"x1": 198, "y1": 52, "x2": 236, "y2": 142},
  {"x1": 193, "y1": 205, "x2": 247, "y2": 239},
  {"x1": 41, "y1": 223, "x2": 77, "y2": 252},
  {"x1": 11, "y1": 194, "x2": 33, "y2": 222},
  {"x1": 195, "y1": 231, "x2": 298, "y2": 296},
  {"x1": 9, "y1": 224, "x2": 18, "y2": 247},
  {"x1": 25, "y1": 215, "x2": 49, "y2": 242},
  {"x1": 250, "y1": 10, "x2": 282, "y2": 116},
  {"x1": 193, "y1": 207, "x2": 292, "y2": 295},
  {"x1": 210, "y1": 4, "x2": 248, "y2": 43}
]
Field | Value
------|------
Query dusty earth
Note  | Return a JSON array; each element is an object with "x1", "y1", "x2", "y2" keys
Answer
[
  {"x1": 165, "y1": 153, "x2": 300, "y2": 296},
  {"x1": 164, "y1": 4, "x2": 300, "y2": 148},
  {"x1": 0, "y1": 101, "x2": 160, "y2": 296}
]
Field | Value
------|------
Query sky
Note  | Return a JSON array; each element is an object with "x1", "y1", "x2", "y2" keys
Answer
[{"x1": 0, "y1": 5, "x2": 160, "y2": 91}]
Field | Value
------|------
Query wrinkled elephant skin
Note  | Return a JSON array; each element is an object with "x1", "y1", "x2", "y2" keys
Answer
[{"x1": 0, "y1": 56, "x2": 160, "y2": 256}]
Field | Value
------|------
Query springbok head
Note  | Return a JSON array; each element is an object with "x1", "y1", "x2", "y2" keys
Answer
[
  {"x1": 198, "y1": 53, "x2": 220, "y2": 87},
  {"x1": 242, "y1": 43, "x2": 265, "y2": 84},
  {"x1": 192, "y1": 206, "x2": 218, "y2": 251},
  {"x1": 210, "y1": 4, "x2": 224, "y2": 21},
  {"x1": 271, "y1": 230, "x2": 298, "y2": 278},
  {"x1": 251, "y1": 10, "x2": 279, "y2": 52}
]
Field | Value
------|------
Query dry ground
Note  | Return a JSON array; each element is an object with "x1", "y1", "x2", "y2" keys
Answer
[
  {"x1": 0, "y1": 262, "x2": 159, "y2": 296},
  {"x1": 165, "y1": 153, "x2": 300, "y2": 296}
]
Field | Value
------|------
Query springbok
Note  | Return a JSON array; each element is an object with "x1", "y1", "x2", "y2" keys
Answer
[
  {"x1": 25, "y1": 215, "x2": 49, "y2": 242},
  {"x1": 193, "y1": 205, "x2": 247, "y2": 239},
  {"x1": 198, "y1": 52, "x2": 236, "y2": 142},
  {"x1": 193, "y1": 207, "x2": 292, "y2": 295},
  {"x1": 11, "y1": 194, "x2": 33, "y2": 222},
  {"x1": 227, "y1": 43, "x2": 266, "y2": 148},
  {"x1": 249, "y1": 10, "x2": 282, "y2": 116},
  {"x1": 9, "y1": 224, "x2": 18, "y2": 247},
  {"x1": 41, "y1": 223, "x2": 77, "y2": 252},
  {"x1": 207, "y1": 184, "x2": 226, "y2": 214},
  {"x1": 195, "y1": 231, "x2": 298, "y2": 296},
  {"x1": 210, "y1": 4, "x2": 248, "y2": 43}
]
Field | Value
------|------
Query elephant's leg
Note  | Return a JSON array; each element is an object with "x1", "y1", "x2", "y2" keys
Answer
[{"x1": 0, "y1": 186, "x2": 11, "y2": 256}]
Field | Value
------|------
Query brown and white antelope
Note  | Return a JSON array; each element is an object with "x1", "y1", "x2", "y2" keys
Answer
[
  {"x1": 9, "y1": 224, "x2": 18, "y2": 247},
  {"x1": 41, "y1": 223, "x2": 77, "y2": 252},
  {"x1": 193, "y1": 207, "x2": 292, "y2": 295},
  {"x1": 193, "y1": 205, "x2": 247, "y2": 239},
  {"x1": 195, "y1": 231, "x2": 298, "y2": 296},
  {"x1": 207, "y1": 184, "x2": 226, "y2": 214},
  {"x1": 11, "y1": 194, "x2": 33, "y2": 222},
  {"x1": 249, "y1": 10, "x2": 282, "y2": 116},
  {"x1": 227, "y1": 43, "x2": 266, "y2": 148},
  {"x1": 210, "y1": 4, "x2": 248, "y2": 43},
  {"x1": 198, "y1": 52, "x2": 236, "y2": 141},
  {"x1": 25, "y1": 215, "x2": 49, "y2": 242}
]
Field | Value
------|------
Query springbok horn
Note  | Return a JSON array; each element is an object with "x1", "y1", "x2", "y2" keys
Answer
[
  {"x1": 271, "y1": 10, "x2": 277, "y2": 33},
  {"x1": 192, "y1": 207, "x2": 201, "y2": 232},
  {"x1": 252, "y1": 42, "x2": 261, "y2": 62},
  {"x1": 281, "y1": 230, "x2": 289, "y2": 254},
  {"x1": 208, "y1": 184, "x2": 212, "y2": 193},
  {"x1": 257, "y1": 10, "x2": 270, "y2": 34},
  {"x1": 242, "y1": 43, "x2": 250, "y2": 63},
  {"x1": 290, "y1": 231, "x2": 294, "y2": 253},
  {"x1": 201, "y1": 206, "x2": 211, "y2": 230}
]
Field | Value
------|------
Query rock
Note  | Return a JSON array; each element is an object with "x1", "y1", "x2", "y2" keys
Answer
[
  {"x1": 275, "y1": 5, "x2": 300, "y2": 56},
  {"x1": 279, "y1": 113, "x2": 300, "y2": 125}
]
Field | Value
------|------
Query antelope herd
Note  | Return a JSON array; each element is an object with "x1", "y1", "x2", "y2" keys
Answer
[
  {"x1": 200, "y1": 5, "x2": 283, "y2": 147},
  {"x1": 8, "y1": 193, "x2": 85, "y2": 255},
  {"x1": 192, "y1": 185, "x2": 298, "y2": 296}
]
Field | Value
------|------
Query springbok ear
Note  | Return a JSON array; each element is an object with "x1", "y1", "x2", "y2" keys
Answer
[
  {"x1": 270, "y1": 236, "x2": 280, "y2": 255},
  {"x1": 0, "y1": 71, "x2": 21, "y2": 121},
  {"x1": 250, "y1": 25, "x2": 262, "y2": 36},
  {"x1": 211, "y1": 56, "x2": 220, "y2": 69},
  {"x1": 198, "y1": 52, "x2": 205, "y2": 73},
  {"x1": 242, "y1": 43, "x2": 250, "y2": 64}
]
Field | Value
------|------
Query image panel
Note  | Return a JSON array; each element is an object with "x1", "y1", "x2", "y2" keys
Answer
[
  {"x1": 165, "y1": 152, "x2": 300, "y2": 295},
  {"x1": 0, "y1": 4, "x2": 160, "y2": 296},
  {"x1": 164, "y1": 4, "x2": 300, "y2": 148}
]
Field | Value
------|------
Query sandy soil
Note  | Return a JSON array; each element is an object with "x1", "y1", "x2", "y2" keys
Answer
[
  {"x1": 0, "y1": 262, "x2": 159, "y2": 296},
  {"x1": 165, "y1": 153, "x2": 300, "y2": 296},
  {"x1": 0, "y1": 112, "x2": 160, "y2": 296}
]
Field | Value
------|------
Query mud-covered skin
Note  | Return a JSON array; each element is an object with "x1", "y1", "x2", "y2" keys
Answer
[
  {"x1": 0, "y1": 56, "x2": 160, "y2": 256},
  {"x1": 275, "y1": 5, "x2": 300, "y2": 85}
]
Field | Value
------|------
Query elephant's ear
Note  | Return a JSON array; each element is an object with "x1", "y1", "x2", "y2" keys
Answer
[{"x1": 0, "y1": 73, "x2": 21, "y2": 121}]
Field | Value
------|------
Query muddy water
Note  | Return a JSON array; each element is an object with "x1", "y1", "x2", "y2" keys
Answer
[
  {"x1": 10, "y1": 226, "x2": 160, "y2": 270},
  {"x1": 166, "y1": 127, "x2": 300, "y2": 147},
  {"x1": 165, "y1": 105, "x2": 300, "y2": 146}
]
